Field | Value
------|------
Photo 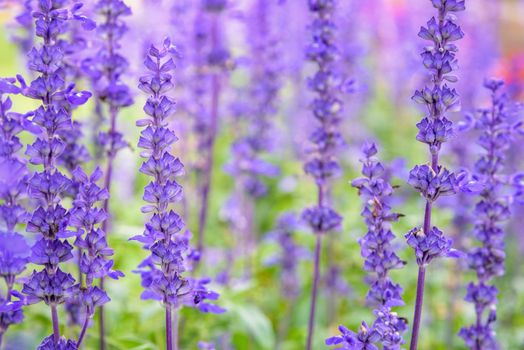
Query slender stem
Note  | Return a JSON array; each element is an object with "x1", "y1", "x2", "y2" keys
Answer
[
  {"x1": 51, "y1": 304, "x2": 60, "y2": 344},
  {"x1": 196, "y1": 14, "x2": 221, "y2": 258},
  {"x1": 410, "y1": 266, "x2": 426, "y2": 350},
  {"x1": 77, "y1": 314, "x2": 91, "y2": 348},
  {"x1": 166, "y1": 306, "x2": 173, "y2": 350},
  {"x1": 173, "y1": 309, "x2": 179, "y2": 350},
  {"x1": 306, "y1": 235, "x2": 322, "y2": 350},
  {"x1": 98, "y1": 105, "x2": 117, "y2": 350}
]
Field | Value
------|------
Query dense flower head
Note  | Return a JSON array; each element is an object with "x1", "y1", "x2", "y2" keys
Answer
[
  {"x1": 328, "y1": 144, "x2": 406, "y2": 350},
  {"x1": 225, "y1": 0, "x2": 281, "y2": 199},
  {"x1": 459, "y1": 80, "x2": 521, "y2": 349},
  {"x1": 37, "y1": 335, "x2": 78, "y2": 350},
  {"x1": 0, "y1": 83, "x2": 31, "y2": 341},
  {"x1": 302, "y1": 0, "x2": 347, "y2": 238},
  {"x1": 405, "y1": 0, "x2": 465, "y2": 274},
  {"x1": 351, "y1": 143, "x2": 405, "y2": 307},
  {"x1": 405, "y1": 226, "x2": 460, "y2": 266},
  {"x1": 0, "y1": 296, "x2": 24, "y2": 333},
  {"x1": 23, "y1": 268, "x2": 76, "y2": 305},
  {"x1": 83, "y1": 0, "x2": 133, "y2": 161},
  {"x1": 133, "y1": 38, "x2": 222, "y2": 313}
]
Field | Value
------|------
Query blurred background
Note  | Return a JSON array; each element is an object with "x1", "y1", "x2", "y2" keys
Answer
[{"x1": 1, "y1": 0, "x2": 524, "y2": 349}]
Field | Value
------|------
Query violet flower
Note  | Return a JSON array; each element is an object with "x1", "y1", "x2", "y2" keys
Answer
[
  {"x1": 69, "y1": 167, "x2": 123, "y2": 348},
  {"x1": 303, "y1": 1, "x2": 346, "y2": 348},
  {"x1": 18, "y1": 0, "x2": 91, "y2": 347},
  {"x1": 458, "y1": 79, "x2": 522, "y2": 350},
  {"x1": 81, "y1": 0, "x2": 132, "y2": 346},
  {"x1": 132, "y1": 38, "x2": 224, "y2": 350},
  {"x1": 327, "y1": 142, "x2": 407, "y2": 350},
  {"x1": 406, "y1": 1, "x2": 465, "y2": 349},
  {"x1": 0, "y1": 79, "x2": 30, "y2": 347},
  {"x1": 193, "y1": 0, "x2": 231, "y2": 257}
]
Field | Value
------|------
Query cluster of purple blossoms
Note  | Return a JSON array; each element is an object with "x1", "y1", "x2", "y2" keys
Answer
[
  {"x1": 303, "y1": 1, "x2": 347, "y2": 349},
  {"x1": 17, "y1": 0, "x2": 91, "y2": 347},
  {"x1": 82, "y1": 0, "x2": 133, "y2": 175},
  {"x1": 226, "y1": 0, "x2": 280, "y2": 199},
  {"x1": 69, "y1": 167, "x2": 123, "y2": 347},
  {"x1": 132, "y1": 38, "x2": 224, "y2": 350},
  {"x1": 327, "y1": 143, "x2": 407, "y2": 350},
  {"x1": 405, "y1": 1, "x2": 466, "y2": 348},
  {"x1": 302, "y1": 0, "x2": 344, "y2": 234},
  {"x1": 458, "y1": 80, "x2": 522, "y2": 350},
  {"x1": 0, "y1": 79, "x2": 30, "y2": 347},
  {"x1": 193, "y1": 0, "x2": 231, "y2": 255}
]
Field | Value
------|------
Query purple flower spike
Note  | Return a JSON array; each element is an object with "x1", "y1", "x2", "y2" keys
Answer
[
  {"x1": 0, "y1": 80, "x2": 31, "y2": 345},
  {"x1": 133, "y1": 38, "x2": 223, "y2": 350},
  {"x1": 407, "y1": 1, "x2": 465, "y2": 349},
  {"x1": 304, "y1": 1, "x2": 348, "y2": 348},
  {"x1": 329, "y1": 144, "x2": 407, "y2": 349},
  {"x1": 459, "y1": 80, "x2": 521, "y2": 349},
  {"x1": 18, "y1": 0, "x2": 95, "y2": 346}
]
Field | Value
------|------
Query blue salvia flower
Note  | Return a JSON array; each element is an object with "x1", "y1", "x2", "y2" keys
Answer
[
  {"x1": 132, "y1": 38, "x2": 224, "y2": 350},
  {"x1": 406, "y1": 1, "x2": 466, "y2": 348},
  {"x1": 193, "y1": 0, "x2": 232, "y2": 256},
  {"x1": 458, "y1": 79, "x2": 522, "y2": 350},
  {"x1": 226, "y1": 0, "x2": 281, "y2": 198},
  {"x1": 327, "y1": 143, "x2": 407, "y2": 350},
  {"x1": 69, "y1": 167, "x2": 123, "y2": 347},
  {"x1": 303, "y1": 1, "x2": 346, "y2": 348},
  {"x1": 0, "y1": 79, "x2": 31, "y2": 348},
  {"x1": 81, "y1": 0, "x2": 133, "y2": 195},
  {"x1": 18, "y1": 0, "x2": 92, "y2": 347}
]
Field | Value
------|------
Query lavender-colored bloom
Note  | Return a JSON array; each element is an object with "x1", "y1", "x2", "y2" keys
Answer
[
  {"x1": 458, "y1": 80, "x2": 522, "y2": 350},
  {"x1": 328, "y1": 143, "x2": 407, "y2": 350},
  {"x1": 192, "y1": 0, "x2": 231, "y2": 256},
  {"x1": 37, "y1": 335, "x2": 78, "y2": 350},
  {"x1": 226, "y1": 0, "x2": 281, "y2": 198},
  {"x1": 69, "y1": 167, "x2": 122, "y2": 347},
  {"x1": 132, "y1": 38, "x2": 223, "y2": 350},
  {"x1": 19, "y1": 0, "x2": 92, "y2": 346},
  {"x1": 0, "y1": 81, "x2": 31, "y2": 345},
  {"x1": 407, "y1": 1, "x2": 465, "y2": 349},
  {"x1": 304, "y1": 1, "x2": 347, "y2": 348}
]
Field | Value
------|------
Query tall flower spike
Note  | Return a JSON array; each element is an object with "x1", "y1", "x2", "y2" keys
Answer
[
  {"x1": 406, "y1": 1, "x2": 465, "y2": 349},
  {"x1": 194, "y1": 0, "x2": 231, "y2": 258},
  {"x1": 69, "y1": 167, "x2": 123, "y2": 348},
  {"x1": 0, "y1": 79, "x2": 30, "y2": 348},
  {"x1": 458, "y1": 80, "x2": 522, "y2": 350},
  {"x1": 327, "y1": 142, "x2": 407, "y2": 350},
  {"x1": 81, "y1": 1, "x2": 132, "y2": 347},
  {"x1": 20, "y1": 0, "x2": 92, "y2": 347},
  {"x1": 303, "y1": 1, "x2": 346, "y2": 349},
  {"x1": 223, "y1": 0, "x2": 281, "y2": 279},
  {"x1": 132, "y1": 38, "x2": 224, "y2": 350}
]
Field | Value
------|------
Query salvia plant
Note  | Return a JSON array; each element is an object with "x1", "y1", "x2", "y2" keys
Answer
[
  {"x1": 1, "y1": 0, "x2": 524, "y2": 349},
  {"x1": 302, "y1": 0, "x2": 345, "y2": 348},
  {"x1": 18, "y1": 0, "x2": 92, "y2": 347},
  {"x1": 327, "y1": 142, "x2": 407, "y2": 349},
  {"x1": 458, "y1": 79, "x2": 522, "y2": 349},
  {"x1": 194, "y1": 0, "x2": 231, "y2": 257},
  {"x1": 405, "y1": 0, "x2": 470, "y2": 348},
  {"x1": 0, "y1": 79, "x2": 30, "y2": 348},
  {"x1": 132, "y1": 38, "x2": 224, "y2": 350}
]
